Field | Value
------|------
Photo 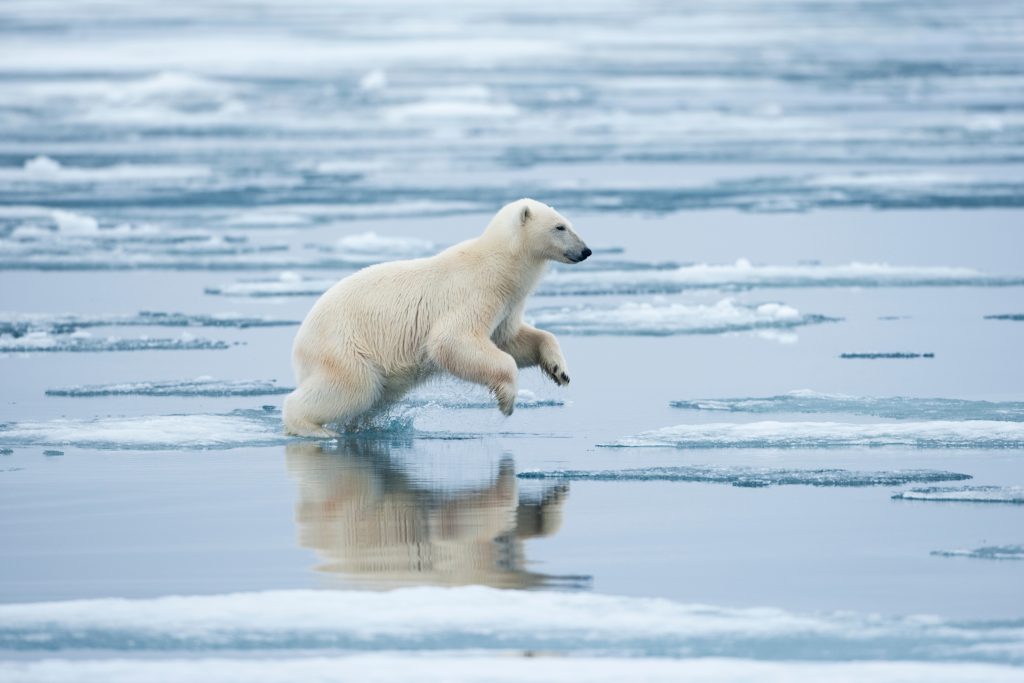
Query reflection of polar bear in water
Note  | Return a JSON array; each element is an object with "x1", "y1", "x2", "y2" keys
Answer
[
  {"x1": 286, "y1": 441, "x2": 582, "y2": 588},
  {"x1": 283, "y1": 199, "x2": 591, "y2": 436}
]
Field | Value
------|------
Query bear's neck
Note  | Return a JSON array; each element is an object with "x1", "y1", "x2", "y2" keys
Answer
[{"x1": 471, "y1": 232, "x2": 549, "y2": 304}]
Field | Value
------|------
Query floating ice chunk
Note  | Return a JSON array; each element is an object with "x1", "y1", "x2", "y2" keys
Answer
[
  {"x1": 0, "y1": 586, "x2": 1021, "y2": 664},
  {"x1": 0, "y1": 311, "x2": 298, "y2": 338},
  {"x1": 224, "y1": 210, "x2": 311, "y2": 227},
  {"x1": 537, "y1": 261, "x2": 1024, "y2": 296},
  {"x1": 604, "y1": 421, "x2": 1024, "y2": 449},
  {"x1": 205, "y1": 273, "x2": 336, "y2": 297},
  {"x1": 331, "y1": 231, "x2": 435, "y2": 262},
  {"x1": 22, "y1": 155, "x2": 62, "y2": 177},
  {"x1": 841, "y1": 352, "x2": 934, "y2": 359},
  {"x1": 529, "y1": 299, "x2": 836, "y2": 336},
  {"x1": 46, "y1": 379, "x2": 291, "y2": 397},
  {"x1": 51, "y1": 210, "x2": 98, "y2": 235},
  {"x1": 1, "y1": 158, "x2": 211, "y2": 183},
  {"x1": 3, "y1": 657, "x2": 1023, "y2": 683},
  {"x1": 671, "y1": 392, "x2": 1024, "y2": 422},
  {"x1": 0, "y1": 408, "x2": 286, "y2": 450},
  {"x1": 386, "y1": 100, "x2": 519, "y2": 120},
  {"x1": 893, "y1": 486, "x2": 1024, "y2": 504},
  {"x1": 932, "y1": 545, "x2": 1024, "y2": 561},
  {"x1": 358, "y1": 68, "x2": 388, "y2": 91},
  {"x1": 0, "y1": 332, "x2": 228, "y2": 353},
  {"x1": 518, "y1": 466, "x2": 970, "y2": 488}
]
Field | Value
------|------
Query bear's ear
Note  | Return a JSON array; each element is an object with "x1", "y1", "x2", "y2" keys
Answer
[{"x1": 519, "y1": 204, "x2": 531, "y2": 226}]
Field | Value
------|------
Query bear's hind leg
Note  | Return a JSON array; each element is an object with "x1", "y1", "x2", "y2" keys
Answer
[{"x1": 283, "y1": 369, "x2": 381, "y2": 437}]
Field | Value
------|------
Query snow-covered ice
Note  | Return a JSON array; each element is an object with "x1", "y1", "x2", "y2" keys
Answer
[
  {"x1": 0, "y1": 408, "x2": 288, "y2": 450},
  {"x1": 537, "y1": 260, "x2": 1024, "y2": 296},
  {"x1": 518, "y1": 465, "x2": 971, "y2": 488},
  {"x1": 0, "y1": 586, "x2": 1021, "y2": 663},
  {"x1": 931, "y1": 545, "x2": 1024, "y2": 561},
  {"x1": 671, "y1": 392, "x2": 1024, "y2": 422},
  {"x1": 1, "y1": 657, "x2": 1020, "y2": 683},
  {"x1": 892, "y1": 486, "x2": 1024, "y2": 504},
  {"x1": 45, "y1": 378, "x2": 292, "y2": 397},
  {"x1": 529, "y1": 299, "x2": 835, "y2": 336},
  {"x1": 605, "y1": 421, "x2": 1024, "y2": 449}
]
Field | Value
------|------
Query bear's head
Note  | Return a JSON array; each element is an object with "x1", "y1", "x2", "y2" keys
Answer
[{"x1": 497, "y1": 198, "x2": 591, "y2": 265}]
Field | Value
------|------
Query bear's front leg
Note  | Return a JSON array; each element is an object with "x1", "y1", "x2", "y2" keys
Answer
[
  {"x1": 429, "y1": 332, "x2": 519, "y2": 416},
  {"x1": 501, "y1": 324, "x2": 570, "y2": 387},
  {"x1": 537, "y1": 333, "x2": 570, "y2": 387}
]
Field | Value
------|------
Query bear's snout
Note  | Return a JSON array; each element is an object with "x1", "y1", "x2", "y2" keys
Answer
[{"x1": 567, "y1": 246, "x2": 592, "y2": 263}]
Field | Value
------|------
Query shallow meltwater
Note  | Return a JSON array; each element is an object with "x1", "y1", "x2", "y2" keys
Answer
[{"x1": 2, "y1": 0, "x2": 1024, "y2": 677}]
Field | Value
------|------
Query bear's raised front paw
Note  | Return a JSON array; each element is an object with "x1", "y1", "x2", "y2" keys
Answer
[{"x1": 543, "y1": 361, "x2": 570, "y2": 387}]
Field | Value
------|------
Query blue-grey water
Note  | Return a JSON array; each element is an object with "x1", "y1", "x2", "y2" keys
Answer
[{"x1": 1, "y1": 1, "x2": 1023, "y2": 680}]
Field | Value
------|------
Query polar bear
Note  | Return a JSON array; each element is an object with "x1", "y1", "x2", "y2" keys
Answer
[{"x1": 283, "y1": 198, "x2": 591, "y2": 437}]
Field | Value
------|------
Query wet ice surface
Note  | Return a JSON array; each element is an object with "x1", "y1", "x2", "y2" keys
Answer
[
  {"x1": 45, "y1": 378, "x2": 292, "y2": 397},
  {"x1": 672, "y1": 392, "x2": 1024, "y2": 421},
  {"x1": 3, "y1": 587, "x2": 1024, "y2": 664},
  {"x1": 530, "y1": 299, "x2": 836, "y2": 336},
  {"x1": 2, "y1": 0, "x2": 1024, "y2": 677},
  {"x1": 606, "y1": 421, "x2": 1024, "y2": 449},
  {"x1": 932, "y1": 545, "x2": 1024, "y2": 561},
  {"x1": 892, "y1": 486, "x2": 1024, "y2": 505},
  {"x1": 518, "y1": 466, "x2": 971, "y2": 488}
]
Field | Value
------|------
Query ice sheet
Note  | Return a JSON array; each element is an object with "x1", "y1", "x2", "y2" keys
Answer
[{"x1": 606, "y1": 421, "x2": 1024, "y2": 449}]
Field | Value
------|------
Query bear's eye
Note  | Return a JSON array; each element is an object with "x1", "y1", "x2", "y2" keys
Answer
[{"x1": 554, "y1": 225, "x2": 566, "y2": 231}]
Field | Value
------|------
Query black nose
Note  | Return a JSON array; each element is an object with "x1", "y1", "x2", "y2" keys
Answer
[{"x1": 580, "y1": 247, "x2": 592, "y2": 261}]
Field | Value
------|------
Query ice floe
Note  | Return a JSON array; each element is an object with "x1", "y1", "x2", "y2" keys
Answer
[
  {"x1": 671, "y1": 391, "x2": 1024, "y2": 422},
  {"x1": 45, "y1": 378, "x2": 292, "y2": 397},
  {"x1": 205, "y1": 272, "x2": 337, "y2": 297},
  {"x1": 932, "y1": 545, "x2": 1024, "y2": 561},
  {"x1": 536, "y1": 260, "x2": 1024, "y2": 296},
  {"x1": 529, "y1": 299, "x2": 836, "y2": 336},
  {"x1": 1, "y1": 156, "x2": 211, "y2": 183},
  {"x1": 604, "y1": 421, "x2": 1024, "y2": 449},
  {"x1": 518, "y1": 466, "x2": 970, "y2": 488},
  {"x1": 892, "y1": 486, "x2": 1024, "y2": 504},
  {"x1": 841, "y1": 352, "x2": 934, "y2": 360},
  {"x1": 2, "y1": 657, "x2": 1021, "y2": 683},
  {"x1": 318, "y1": 231, "x2": 436, "y2": 264},
  {"x1": 0, "y1": 408, "x2": 287, "y2": 450},
  {"x1": 0, "y1": 331, "x2": 229, "y2": 353},
  {"x1": 0, "y1": 311, "x2": 297, "y2": 338},
  {"x1": 0, "y1": 586, "x2": 1021, "y2": 663}
]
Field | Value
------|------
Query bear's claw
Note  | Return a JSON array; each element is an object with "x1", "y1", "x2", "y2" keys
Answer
[{"x1": 544, "y1": 363, "x2": 570, "y2": 386}]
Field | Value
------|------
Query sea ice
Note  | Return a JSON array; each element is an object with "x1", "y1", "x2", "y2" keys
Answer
[
  {"x1": 605, "y1": 421, "x2": 1024, "y2": 449},
  {"x1": 537, "y1": 260, "x2": 1024, "y2": 296},
  {"x1": 2, "y1": 657, "x2": 1021, "y2": 683},
  {"x1": 0, "y1": 311, "x2": 298, "y2": 338},
  {"x1": 931, "y1": 545, "x2": 1024, "y2": 561},
  {"x1": 45, "y1": 378, "x2": 292, "y2": 397},
  {"x1": 0, "y1": 408, "x2": 287, "y2": 450},
  {"x1": 0, "y1": 586, "x2": 1020, "y2": 664},
  {"x1": 892, "y1": 486, "x2": 1024, "y2": 504},
  {"x1": 529, "y1": 299, "x2": 835, "y2": 336},
  {"x1": 670, "y1": 391, "x2": 1024, "y2": 422},
  {"x1": 517, "y1": 465, "x2": 971, "y2": 488}
]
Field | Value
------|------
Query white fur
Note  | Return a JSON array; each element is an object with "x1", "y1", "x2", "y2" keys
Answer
[{"x1": 283, "y1": 198, "x2": 590, "y2": 436}]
